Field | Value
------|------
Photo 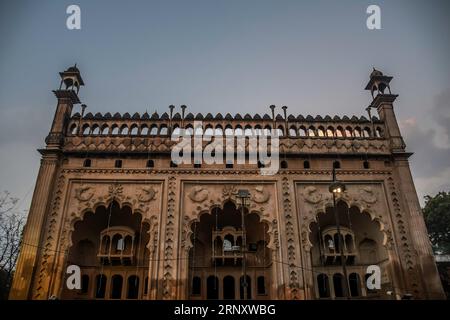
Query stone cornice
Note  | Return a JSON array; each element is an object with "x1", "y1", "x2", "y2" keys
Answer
[
  {"x1": 60, "y1": 167, "x2": 393, "y2": 176},
  {"x1": 62, "y1": 135, "x2": 392, "y2": 156}
]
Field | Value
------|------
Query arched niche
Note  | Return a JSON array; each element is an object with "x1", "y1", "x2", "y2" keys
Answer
[
  {"x1": 62, "y1": 201, "x2": 151, "y2": 299},
  {"x1": 186, "y1": 200, "x2": 272, "y2": 300}
]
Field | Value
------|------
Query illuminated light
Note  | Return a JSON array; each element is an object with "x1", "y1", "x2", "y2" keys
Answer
[{"x1": 329, "y1": 181, "x2": 346, "y2": 194}]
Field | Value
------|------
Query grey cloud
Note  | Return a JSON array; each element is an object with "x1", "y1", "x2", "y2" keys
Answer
[
  {"x1": 432, "y1": 88, "x2": 450, "y2": 141},
  {"x1": 402, "y1": 89, "x2": 450, "y2": 202},
  {"x1": 404, "y1": 125, "x2": 450, "y2": 178}
]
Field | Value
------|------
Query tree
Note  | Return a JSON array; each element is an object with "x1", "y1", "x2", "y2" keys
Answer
[
  {"x1": 0, "y1": 191, "x2": 26, "y2": 300},
  {"x1": 423, "y1": 192, "x2": 450, "y2": 254}
]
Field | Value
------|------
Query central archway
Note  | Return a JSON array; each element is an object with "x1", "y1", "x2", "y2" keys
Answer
[{"x1": 188, "y1": 201, "x2": 271, "y2": 300}]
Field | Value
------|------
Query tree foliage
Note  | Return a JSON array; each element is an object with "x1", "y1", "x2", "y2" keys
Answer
[
  {"x1": 423, "y1": 191, "x2": 450, "y2": 254},
  {"x1": 0, "y1": 191, "x2": 26, "y2": 300}
]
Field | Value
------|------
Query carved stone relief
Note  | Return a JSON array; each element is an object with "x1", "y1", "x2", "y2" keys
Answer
[
  {"x1": 58, "y1": 181, "x2": 162, "y2": 259},
  {"x1": 162, "y1": 176, "x2": 177, "y2": 299},
  {"x1": 282, "y1": 177, "x2": 300, "y2": 299}
]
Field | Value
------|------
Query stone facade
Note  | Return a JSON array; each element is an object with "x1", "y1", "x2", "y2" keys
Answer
[{"x1": 9, "y1": 66, "x2": 445, "y2": 300}]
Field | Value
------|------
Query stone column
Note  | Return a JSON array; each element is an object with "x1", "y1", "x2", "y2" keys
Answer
[
  {"x1": 373, "y1": 92, "x2": 444, "y2": 299},
  {"x1": 270, "y1": 246, "x2": 284, "y2": 299},
  {"x1": 302, "y1": 249, "x2": 315, "y2": 299},
  {"x1": 279, "y1": 177, "x2": 303, "y2": 299},
  {"x1": 393, "y1": 158, "x2": 445, "y2": 299},
  {"x1": 373, "y1": 94, "x2": 405, "y2": 152},
  {"x1": 9, "y1": 82, "x2": 78, "y2": 299},
  {"x1": 9, "y1": 153, "x2": 60, "y2": 299},
  {"x1": 158, "y1": 176, "x2": 180, "y2": 299},
  {"x1": 386, "y1": 248, "x2": 405, "y2": 299}
]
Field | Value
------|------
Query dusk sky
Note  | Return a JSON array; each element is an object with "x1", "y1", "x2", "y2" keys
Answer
[{"x1": 0, "y1": 0, "x2": 449, "y2": 213}]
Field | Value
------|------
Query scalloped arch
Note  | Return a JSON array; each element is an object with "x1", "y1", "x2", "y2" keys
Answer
[
  {"x1": 304, "y1": 197, "x2": 391, "y2": 250},
  {"x1": 184, "y1": 199, "x2": 277, "y2": 251},
  {"x1": 65, "y1": 198, "x2": 153, "y2": 250}
]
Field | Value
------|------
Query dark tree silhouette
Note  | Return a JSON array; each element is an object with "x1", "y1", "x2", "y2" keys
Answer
[
  {"x1": 423, "y1": 191, "x2": 450, "y2": 254},
  {"x1": 0, "y1": 191, "x2": 26, "y2": 300}
]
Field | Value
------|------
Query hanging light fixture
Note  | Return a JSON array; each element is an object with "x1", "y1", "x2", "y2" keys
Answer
[
  {"x1": 329, "y1": 167, "x2": 349, "y2": 298},
  {"x1": 237, "y1": 189, "x2": 251, "y2": 207},
  {"x1": 329, "y1": 181, "x2": 346, "y2": 194},
  {"x1": 237, "y1": 189, "x2": 250, "y2": 300}
]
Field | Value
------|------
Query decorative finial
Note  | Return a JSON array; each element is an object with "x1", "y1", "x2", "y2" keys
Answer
[
  {"x1": 181, "y1": 105, "x2": 187, "y2": 126},
  {"x1": 282, "y1": 106, "x2": 288, "y2": 120},
  {"x1": 168, "y1": 105, "x2": 175, "y2": 135},
  {"x1": 270, "y1": 105, "x2": 276, "y2": 121},
  {"x1": 81, "y1": 104, "x2": 87, "y2": 116}
]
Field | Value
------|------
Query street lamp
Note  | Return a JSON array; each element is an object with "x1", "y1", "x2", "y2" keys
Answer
[
  {"x1": 329, "y1": 167, "x2": 350, "y2": 299},
  {"x1": 237, "y1": 189, "x2": 250, "y2": 300}
]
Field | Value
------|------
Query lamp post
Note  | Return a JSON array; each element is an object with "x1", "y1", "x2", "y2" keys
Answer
[
  {"x1": 237, "y1": 189, "x2": 250, "y2": 300},
  {"x1": 329, "y1": 167, "x2": 350, "y2": 299}
]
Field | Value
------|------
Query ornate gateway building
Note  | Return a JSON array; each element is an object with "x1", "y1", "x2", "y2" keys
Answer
[{"x1": 10, "y1": 66, "x2": 445, "y2": 300}]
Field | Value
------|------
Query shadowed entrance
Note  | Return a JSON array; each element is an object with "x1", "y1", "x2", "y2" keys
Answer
[{"x1": 188, "y1": 201, "x2": 271, "y2": 300}]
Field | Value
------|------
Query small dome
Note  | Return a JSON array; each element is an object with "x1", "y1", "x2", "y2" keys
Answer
[
  {"x1": 185, "y1": 113, "x2": 194, "y2": 120},
  {"x1": 161, "y1": 112, "x2": 169, "y2": 120},
  {"x1": 94, "y1": 112, "x2": 103, "y2": 119},
  {"x1": 132, "y1": 112, "x2": 141, "y2": 119},
  {"x1": 65, "y1": 64, "x2": 80, "y2": 73},
  {"x1": 370, "y1": 68, "x2": 383, "y2": 78},
  {"x1": 205, "y1": 113, "x2": 213, "y2": 120},
  {"x1": 359, "y1": 115, "x2": 368, "y2": 122},
  {"x1": 83, "y1": 112, "x2": 93, "y2": 119}
]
